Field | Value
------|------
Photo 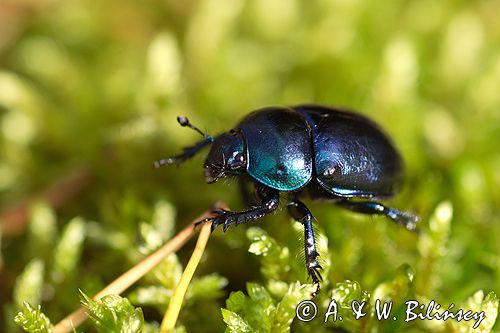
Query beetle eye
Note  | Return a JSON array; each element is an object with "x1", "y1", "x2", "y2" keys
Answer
[
  {"x1": 323, "y1": 167, "x2": 335, "y2": 177},
  {"x1": 235, "y1": 153, "x2": 244, "y2": 163},
  {"x1": 229, "y1": 129, "x2": 238, "y2": 135}
]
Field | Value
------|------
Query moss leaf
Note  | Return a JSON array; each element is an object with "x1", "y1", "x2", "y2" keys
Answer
[
  {"x1": 14, "y1": 302, "x2": 53, "y2": 333},
  {"x1": 81, "y1": 291, "x2": 144, "y2": 333}
]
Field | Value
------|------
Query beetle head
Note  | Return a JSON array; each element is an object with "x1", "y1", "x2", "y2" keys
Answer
[{"x1": 204, "y1": 131, "x2": 246, "y2": 183}]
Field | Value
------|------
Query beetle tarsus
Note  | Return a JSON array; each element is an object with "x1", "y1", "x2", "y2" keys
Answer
[
  {"x1": 311, "y1": 277, "x2": 321, "y2": 298},
  {"x1": 388, "y1": 209, "x2": 419, "y2": 231},
  {"x1": 309, "y1": 265, "x2": 323, "y2": 297},
  {"x1": 337, "y1": 200, "x2": 419, "y2": 232},
  {"x1": 208, "y1": 188, "x2": 279, "y2": 232}
]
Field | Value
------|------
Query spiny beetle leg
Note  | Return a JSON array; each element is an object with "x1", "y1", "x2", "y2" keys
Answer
[
  {"x1": 287, "y1": 199, "x2": 323, "y2": 297},
  {"x1": 196, "y1": 188, "x2": 279, "y2": 232}
]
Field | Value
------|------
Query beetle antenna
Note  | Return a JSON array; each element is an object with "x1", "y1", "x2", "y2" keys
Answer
[
  {"x1": 177, "y1": 116, "x2": 212, "y2": 140},
  {"x1": 153, "y1": 117, "x2": 214, "y2": 169}
]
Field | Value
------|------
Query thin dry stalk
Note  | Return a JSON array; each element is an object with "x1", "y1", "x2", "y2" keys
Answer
[
  {"x1": 160, "y1": 219, "x2": 213, "y2": 333},
  {"x1": 53, "y1": 203, "x2": 225, "y2": 333}
]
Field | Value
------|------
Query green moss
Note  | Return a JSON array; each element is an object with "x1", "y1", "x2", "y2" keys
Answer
[
  {"x1": 2, "y1": 0, "x2": 500, "y2": 332},
  {"x1": 14, "y1": 302, "x2": 52, "y2": 333}
]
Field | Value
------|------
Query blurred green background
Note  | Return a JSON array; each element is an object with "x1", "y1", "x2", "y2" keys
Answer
[{"x1": 1, "y1": 0, "x2": 499, "y2": 332}]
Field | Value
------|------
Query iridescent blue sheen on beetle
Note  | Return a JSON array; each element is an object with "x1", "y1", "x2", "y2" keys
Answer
[
  {"x1": 238, "y1": 107, "x2": 313, "y2": 191},
  {"x1": 154, "y1": 104, "x2": 418, "y2": 297}
]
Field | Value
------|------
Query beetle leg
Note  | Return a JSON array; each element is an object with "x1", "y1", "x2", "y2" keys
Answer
[
  {"x1": 198, "y1": 187, "x2": 279, "y2": 232},
  {"x1": 337, "y1": 200, "x2": 419, "y2": 232},
  {"x1": 287, "y1": 200, "x2": 322, "y2": 297},
  {"x1": 153, "y1": 138, "x2": 213, "y2": 168}
]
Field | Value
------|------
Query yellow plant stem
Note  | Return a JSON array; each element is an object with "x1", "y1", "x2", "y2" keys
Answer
[
  {"x1": 53, "y1": 203, "x2": 225, "y2": 333},
  {"x1": 160, "y1": 220, "x2": 213, "y2": 333}
]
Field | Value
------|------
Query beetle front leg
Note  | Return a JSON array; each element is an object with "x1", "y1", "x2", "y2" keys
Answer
[
  {"x1": 337, "y1": 200, "x2": 419, "y2": 232},
  {"x1": 199, "y1": 186, "x2": 279, "y2": 232},
  {"x1": 287, "y1": 199, "x2": 322, "y2": 297}
]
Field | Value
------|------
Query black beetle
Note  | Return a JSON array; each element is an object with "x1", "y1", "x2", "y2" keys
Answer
[{"x1": 154, "y1": 104, "x2": 418, "y2": 296}]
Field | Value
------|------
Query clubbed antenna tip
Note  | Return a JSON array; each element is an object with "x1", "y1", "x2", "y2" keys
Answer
[
  {"x1": 177, "y1": 116, "x2": 189, "y2": 127},
  {"x1": 176, "y1": 115, "x2": 211, "y2": 140}
]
